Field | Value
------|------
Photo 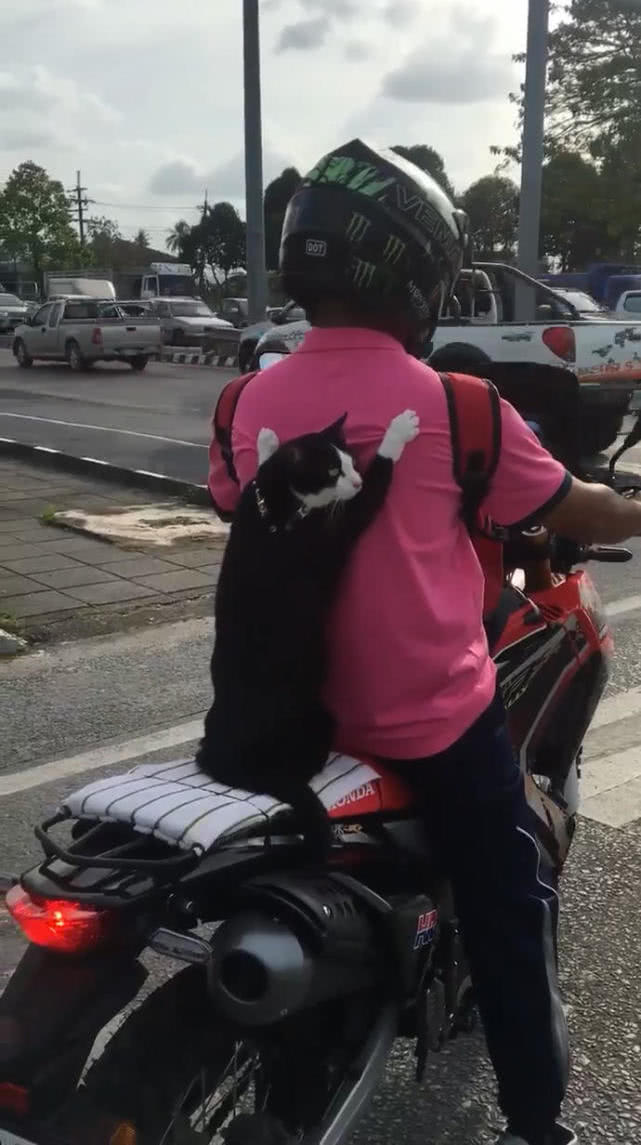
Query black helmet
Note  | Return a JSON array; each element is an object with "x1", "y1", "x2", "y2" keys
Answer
[{"x1": 279, "y1": 138, "x2": 469, "y2": 339}]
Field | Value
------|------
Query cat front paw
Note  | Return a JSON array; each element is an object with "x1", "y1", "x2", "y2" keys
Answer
[
  {"x1": 257, "y1": 427, "x2": 280, "y2": 466},
  {"x1": 378, "y1": 410, "x2": 420, "y2": 461}
]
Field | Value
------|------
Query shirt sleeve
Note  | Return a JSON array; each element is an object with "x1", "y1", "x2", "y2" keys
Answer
[{"x1": 484, "y1": 397, "x2": 572, "y2": 527}]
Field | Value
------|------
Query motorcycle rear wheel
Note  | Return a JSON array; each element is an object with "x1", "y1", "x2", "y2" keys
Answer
[{"x1": 61, "y1": 965, "x2": 368, "y2": 1145}]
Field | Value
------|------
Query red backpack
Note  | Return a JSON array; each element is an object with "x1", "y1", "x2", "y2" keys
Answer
[{"x1": 209, "y1": 370, "x2": 503, "y2": 615}]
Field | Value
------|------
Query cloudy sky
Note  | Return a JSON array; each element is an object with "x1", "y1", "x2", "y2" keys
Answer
[{"x1": 1, "y1": 0, "x2": 528, "y2": 247}]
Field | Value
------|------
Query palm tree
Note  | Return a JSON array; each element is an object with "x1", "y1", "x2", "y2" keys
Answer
[
  {"x1": 134, "y1": 228, "x2": 150, "y2": 250},
  {"x1": 167, "y1": 219, "x2": 191, "y2": 255}
]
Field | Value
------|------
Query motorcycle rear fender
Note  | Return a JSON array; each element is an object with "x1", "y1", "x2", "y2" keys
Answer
[{"x1": 0, "y1": 943, "x2": 147, "y2": 1116}]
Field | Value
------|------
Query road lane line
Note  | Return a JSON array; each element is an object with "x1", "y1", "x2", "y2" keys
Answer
[
  {"x1": 0, "y1": 714, "x2": 206, "y2": 797},
  {"x1": 0, "y1": 411, "x2": 202, "y2": 448},
  {"x1": 590, "y1": 685, "x2": 641, "y2": 730},
  {"x1": 607, "y1": 593, "x2": 641, "y2": 619}
]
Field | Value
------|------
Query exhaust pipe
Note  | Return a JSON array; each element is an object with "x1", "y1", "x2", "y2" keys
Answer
[{"x1": 208, "y1": 883, "x2": 384, "y2": 1026}]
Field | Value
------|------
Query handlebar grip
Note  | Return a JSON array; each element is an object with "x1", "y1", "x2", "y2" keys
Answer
[{"x1": 584, "y1": 546, "x2": 633, "y2": 563}]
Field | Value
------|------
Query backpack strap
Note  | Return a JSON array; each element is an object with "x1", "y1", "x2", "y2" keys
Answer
[
  {"x1": 439, "y1": 371, "x2": 501, "y2": 531},
  {"x1": 214, "y1": 371, "x2": 258, "y2": 485}
]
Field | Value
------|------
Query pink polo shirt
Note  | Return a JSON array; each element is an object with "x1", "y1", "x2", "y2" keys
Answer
[{"x1": 228, "y1": 327, "x2": 569, "y2": 760}]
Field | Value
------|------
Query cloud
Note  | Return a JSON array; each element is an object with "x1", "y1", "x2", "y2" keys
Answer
[
  {"x1": 149, "y1": 147, "x2": 294, "y2": 202},
  {"x1": 299, "y1": 0, "x2": 357, "y2": 15},
  {"x1": 344, "y1": 40, "x2": 374, "y2": 60},
  {"x1": 0, "y1": 128, "x2": 57, "y2": 151},
  {"x1": 382, "y1": 11, "x2": 514, "y2": 103},
  {"x1": 276, "y1": 15, "x2": 329, "y2": 51},
  {"x1": 382, "y1": 0, "x2": 419, "y2": 23}
]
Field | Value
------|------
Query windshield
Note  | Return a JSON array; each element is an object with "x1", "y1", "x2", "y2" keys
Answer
[
  {"x1": 0, "y1": 294, "x2": 22, "y2": 306},
  {"x1": 561, "y1": 291, "x2": 602, "y2": 312},
  {"x1": 169, "y1": 301, "x2": 213, "y2": 317},
  {"x1": 623, "y1": 294, "x2": 641, "y2": 314}
]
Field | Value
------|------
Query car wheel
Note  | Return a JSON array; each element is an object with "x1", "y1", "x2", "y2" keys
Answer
[
  {"x1": 129, "y1": 355, "x2": 148, "y2": 372},
  {"x1": 66, "y1": 339, "x2": 86, "y2": 371},
  {"x1": 14, "y1": 339, "x2": 33, "y2": 368}
]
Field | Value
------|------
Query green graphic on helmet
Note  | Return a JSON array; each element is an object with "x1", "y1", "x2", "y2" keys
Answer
[{"x1": 306, "y1": 155, "x2": 395, "y2": 200}]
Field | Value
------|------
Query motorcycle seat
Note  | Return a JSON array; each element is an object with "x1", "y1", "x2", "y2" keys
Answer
[{"x1": 62, "y1": 754, "x2": 389, "y2": 856}]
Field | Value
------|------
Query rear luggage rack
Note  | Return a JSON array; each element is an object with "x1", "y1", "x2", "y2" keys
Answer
[{"x1": 35, "y1": 811, "x2": 197, "y2": 876}]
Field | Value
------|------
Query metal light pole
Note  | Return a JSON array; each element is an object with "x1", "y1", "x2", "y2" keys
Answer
[
  {"x1": 516, "y1": 0, "x2": 550, "y2": 320},
  {"x1": 243, "y1": 0, "x2": 268, "y2": 323}
]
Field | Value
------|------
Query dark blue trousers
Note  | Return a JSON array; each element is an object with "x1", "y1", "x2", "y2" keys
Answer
[{"x1": 386, "y1": 692, "x2": 569, "y2": 1143}]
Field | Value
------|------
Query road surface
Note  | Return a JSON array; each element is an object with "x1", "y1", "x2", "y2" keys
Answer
[
  {"x1": 0, "y1": 350, "x2": 235, "y2": 484},
  {"x1": 3, "y1": 592, "x2": 641, "y2": 1142}
]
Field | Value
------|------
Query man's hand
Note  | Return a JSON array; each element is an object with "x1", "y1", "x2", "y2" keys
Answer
[{"x1": 542, "y1": 477, "x2": 641, "y2": 544}]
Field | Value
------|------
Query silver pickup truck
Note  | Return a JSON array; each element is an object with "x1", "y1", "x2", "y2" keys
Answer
[{"x1": 12, "y1": 297, "x2": 162, "y2": 371}]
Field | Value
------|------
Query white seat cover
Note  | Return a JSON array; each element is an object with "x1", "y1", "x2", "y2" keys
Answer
[{"x1": 63, "y1": 755, "x2": 380, "y2": 855}]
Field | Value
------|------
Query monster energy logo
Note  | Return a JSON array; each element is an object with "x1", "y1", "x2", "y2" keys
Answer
[
  {"x1": 306, "y1": 155, "x2": 395, "y2": 200},
  {"x1": 346, "y1": 211, "x2": 371, "y2": 242},
  {"x1": 383, "y1": 235, "x2": 406, "y2": 265},
  {"x1": 352, "y1": 259, "x2": 376, "y2": 288}
]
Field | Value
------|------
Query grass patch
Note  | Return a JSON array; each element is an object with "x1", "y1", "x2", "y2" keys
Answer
[
  {"x1": 40, "y1": 505, "x2": 59, "y2": 525},
  {"x1": 0, "y1": 611, "x2": 20, "y2": 633}
]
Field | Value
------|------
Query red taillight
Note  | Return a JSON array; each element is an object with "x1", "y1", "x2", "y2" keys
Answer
[
  {"x1": 92, "y1": 326, "x2": 103, "y2": 345},
  {"x1": 5, "y1": 885, "x2": 116, "y2": 955},
  {"x1": 542, "y1": 325, "x2": 576, "y2": 363},
  {"x1": 0, "y1": 1082, "x2": 29, "y2": 1117}
]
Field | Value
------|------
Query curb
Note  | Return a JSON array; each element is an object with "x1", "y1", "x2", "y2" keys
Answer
[
  {"x1": 0, "y1": 628, "x2": 27, "y2": 656},
  {"x1": 0, "y1": 437, "x2": 211, "y2": 506},
  {"x1": 160, "y1": 349, "x2": 239, "y2": 367}
]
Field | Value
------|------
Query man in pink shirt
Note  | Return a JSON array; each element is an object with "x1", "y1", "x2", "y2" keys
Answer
[{"x1": 209, "y1": 141, "x2": 641, "y2": 1145}]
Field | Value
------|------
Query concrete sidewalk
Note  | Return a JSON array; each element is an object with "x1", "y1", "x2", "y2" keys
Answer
[{"x1": 0, "y1": 457, "x2": 226, "y2": 646}]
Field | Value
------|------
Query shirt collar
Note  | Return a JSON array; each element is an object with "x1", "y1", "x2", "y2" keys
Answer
[{"x1": 297, "y1": 326, "x2": 406, "y2": 354}]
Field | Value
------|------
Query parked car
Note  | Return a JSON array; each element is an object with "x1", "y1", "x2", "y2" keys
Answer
[
  {"x1": 239, "y1": 300, "x2": 307, "y2": 372},
  {"x1": 253, "y1": 261, "x2": 641, "y2": 456},
  {"x1": 12, "y1": 297, "x2": 162, "y2": 371},
  {"x1": 148, "y1": 297, "x2": 234, "y2": 346},
  {"x1": 613, "y1": 290, "x2": 641, "y2": 319},
  {"x1": 0, "y1": 292, "x2": 30, "y2": 332},
  {"x1": 548, "y1": 288, "x2": 608, "y2": 318}
]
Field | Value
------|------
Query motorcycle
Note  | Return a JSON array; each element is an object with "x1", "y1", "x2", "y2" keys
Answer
[{"x1": 1, "y1": 364, "x2": 640, "y2": 1145}]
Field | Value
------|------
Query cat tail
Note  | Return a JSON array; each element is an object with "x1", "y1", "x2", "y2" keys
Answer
[{"x1": 281, "y1": 784, "x2": 334, "y2": 860}]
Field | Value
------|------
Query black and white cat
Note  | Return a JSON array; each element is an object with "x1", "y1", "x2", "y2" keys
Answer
[{"x1": 196, "y1": 409, "x2": 420, "y2": 850}]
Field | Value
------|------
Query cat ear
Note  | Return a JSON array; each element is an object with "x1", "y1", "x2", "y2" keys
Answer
[
  {"x1": 257, "y1": 427, "x2": 280, "y2": 466},
  {"x1": 322, "y1": 412, "x2": 348, "y2": 441}
]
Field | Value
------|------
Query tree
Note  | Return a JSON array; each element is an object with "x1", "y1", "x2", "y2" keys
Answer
[
  {"x1": 544, "y1": 0, "x2": 641, "y2": 156},
  {"x1": 461, "y1": 175, "x2": 519, "y2": 259},
  {"x1": 539, "y1": 151, "x2": 614, "y2": 270},
  {"x1": 167, "y1": 219, "x2": 192, "y2": 256},
  {"x1": 392, "y1": 144, "x2": 456, "y2": 199},
  {"x1": 263, "y1": 167, "x2": 301, "y2": 271},
  {"x1": 134, "y1": 228, "x2": 150, "y2": 251},
  {"x1": 189, "y1": 202, "x2": 246, "y2": 303},
  {"x1": 87, "y1": 216, "x2": 122, "y2": 267},
  {"x1": 0, "y1": 161, "x2": 80, "y2": 284}
]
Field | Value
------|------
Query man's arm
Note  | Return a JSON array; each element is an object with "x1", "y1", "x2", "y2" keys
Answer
[
  {"x1": 208, "y1": 423, "x2": 241, "y2": 522},
  {"x1": 542, "y1": 478, "x2": 641, "y2": 544}
]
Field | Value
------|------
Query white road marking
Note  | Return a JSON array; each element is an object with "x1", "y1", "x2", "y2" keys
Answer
[
  {"x1": 0, "y1": 410, "x2": 202, "y2": 448},
  {"x1": 607, "y1": 593, "x2": 641, "y2": 619},
  {"x1": 590, "y1": 685, "x2": 641, "y2": 730},
  {"x1": 0, "y1": 714, "x2": 206, "y2": 796}
]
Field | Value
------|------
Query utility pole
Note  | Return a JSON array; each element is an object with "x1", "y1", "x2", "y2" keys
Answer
[
  {"x1": 243, "y1": 0, "x2": 268, "y2": 323},
  {"x1": 516, "y1": 0, "x2": 550, "y2": 321},
  {"x1": 68, "y1": 170, "x2": 89, "y2": 247}
]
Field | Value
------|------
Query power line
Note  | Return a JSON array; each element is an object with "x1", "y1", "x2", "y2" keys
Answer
[{"x1": 91, "y1": 199, "x2": 203, "y2": 212}]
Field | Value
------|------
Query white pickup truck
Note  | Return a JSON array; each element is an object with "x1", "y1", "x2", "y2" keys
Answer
[
  {"x1": 254, "y1": 261, "x2": 641, "y2": 455},
  {"x1": 12, "y1": 297, "x2": 162, "y2": 372}
]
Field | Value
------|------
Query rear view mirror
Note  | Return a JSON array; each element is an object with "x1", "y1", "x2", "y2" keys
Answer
[{"x1": 258, "y1": 351, "x2": 287, "y2": 371}]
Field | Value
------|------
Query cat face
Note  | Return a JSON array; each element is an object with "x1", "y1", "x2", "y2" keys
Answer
[{"x1": 256, "y1": 416, "x2": 363, "y2": 513}]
